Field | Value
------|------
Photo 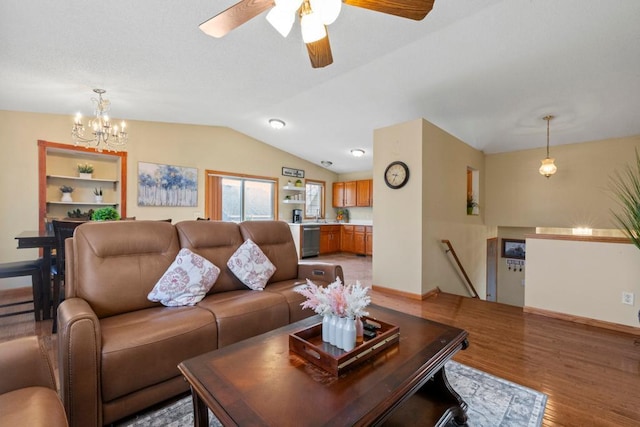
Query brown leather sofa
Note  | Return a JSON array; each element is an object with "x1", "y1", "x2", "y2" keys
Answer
[
  {"x1": 0, "y1": 336, "x2": 68, "y2": 427},
  {"x1": 57, "y1": 220, "x2": 343, "y2": 427}
]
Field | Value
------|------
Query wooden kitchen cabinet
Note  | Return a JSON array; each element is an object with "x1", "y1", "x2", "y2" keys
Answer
[
  {"x1": 333, "y1": 180, "x2": 371, "y2": 207},
  {"x1": 320, "y1": 225, "x2": 341, "y2": 254},
  {"x1": 365, "y1": 226, "x2": 373, "y2": 255},
  {"x1": 341, "y1": 225, "x2": 355, "y2": 253},
  {"x1": 356, "y1": 179, "x2": 372, "y2": 207},
  {"x1": 353, "y1": 225, "x2": 366, "y2": 255}
]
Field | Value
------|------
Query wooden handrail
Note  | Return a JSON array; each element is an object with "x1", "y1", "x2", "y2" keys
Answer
[{"x1": 441, "y1": 240, "x2": 479, "y2": 299}]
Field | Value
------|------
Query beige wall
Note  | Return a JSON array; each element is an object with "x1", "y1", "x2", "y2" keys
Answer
[
  {"x1": 496, "y1": 226, "x2": 536, "y2": 306},
  {"x1": 526, "y1": 237, "x2": 640, "y2": 328},
  {"x1": 373, "y1": 118, "x2": 492, "y2": 297},
  {"x1": 485, "y1": 135, "x2": 640, "y2": 228},
  {"x1": 0, "y1": 110, "x2": 338, "y2": 289}
]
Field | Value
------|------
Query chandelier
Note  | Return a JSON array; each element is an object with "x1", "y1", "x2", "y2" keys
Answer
[
  {"x1": 72, "y1": 89, "x2": 128, "y2": 152},
  {"x1": 539, "y1": 115, "x2": 557, "y2": 178}
]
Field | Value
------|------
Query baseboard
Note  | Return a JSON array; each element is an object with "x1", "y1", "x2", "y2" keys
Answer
[
  {"x1": 372, "y1": 285, "x2": 441, "y2": 301},
  {"x1": 523, "y1": 306, "x2": 640, "y2": 336}
]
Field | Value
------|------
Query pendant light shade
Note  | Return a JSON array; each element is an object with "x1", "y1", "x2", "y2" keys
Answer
[{"x1": 539, "y1": 115, "x2": 557, "y2": 178}]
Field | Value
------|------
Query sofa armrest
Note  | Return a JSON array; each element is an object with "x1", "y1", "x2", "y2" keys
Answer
[
  {"x1": 0, "y1": 336, "x2": 56, "y2": 395},
  {"x1": 57, "y1": 297, "x2": 102, "y2": 427},
  {"x1": 297, "y1": 262, "x2": 344, "y2": 284}
]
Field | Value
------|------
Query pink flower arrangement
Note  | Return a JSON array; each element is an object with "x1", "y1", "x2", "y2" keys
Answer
[{"x1": 295, "y1": 277, "x2": 370, "y2": 318}]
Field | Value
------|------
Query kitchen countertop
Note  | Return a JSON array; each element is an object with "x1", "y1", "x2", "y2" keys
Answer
[{"x1": 288, "y1": 221, "x2": 373, "y2": 226}]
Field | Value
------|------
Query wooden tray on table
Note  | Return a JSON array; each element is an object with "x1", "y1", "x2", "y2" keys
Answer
[{"x1": 289, "y1": 316, "x2": 400, "y2": 376}]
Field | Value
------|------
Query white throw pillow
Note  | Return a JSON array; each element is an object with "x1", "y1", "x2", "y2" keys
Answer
[
  {"x1": 148, "y1": 248, "x2": 220, "y2": 306},
  {"x1": 227, "y1": 239, "x2": 276, "y2": 291}
]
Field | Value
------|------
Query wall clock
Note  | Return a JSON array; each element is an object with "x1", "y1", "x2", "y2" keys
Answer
[{"x1": 384, "y1": 161, "x2": 410, "y2": 189}]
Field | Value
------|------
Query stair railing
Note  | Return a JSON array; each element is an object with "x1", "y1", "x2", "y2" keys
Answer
[{"x1": 441, "y1": 239, "x2": 479, "y2": 299}]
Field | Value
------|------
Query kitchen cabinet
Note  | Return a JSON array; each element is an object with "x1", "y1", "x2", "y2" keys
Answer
[
  {"x1": 365, "y1": 226, "x2": 373, "y2": 255},
  {"x1": 333, "y1": 180, "x2": 371, "y2": 207},
  {"x1": 353, "y1": 225, "x2": 366, "y2": 254},
  {"x1": 341, "y1": 225, "x2": 355, "y2": 253},
  {"x1": 320, "y1": 225, "x2": 341, "y2": 254},
  {"x1": 356, "y1": 179, "x2": 372, "y2": 207},
  {"x1": 38, "y1": 140, "x2": 127, "y2": 230}
]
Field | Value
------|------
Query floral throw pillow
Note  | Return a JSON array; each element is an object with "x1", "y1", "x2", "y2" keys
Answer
[
  {"x1": 148, "y1": 248, "x2": 220, "y2": 306},
  {"x1": 227, "y1": 239, "x2": 276, "y2": 291}
]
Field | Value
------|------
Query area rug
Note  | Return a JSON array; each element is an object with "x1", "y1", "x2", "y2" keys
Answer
[{"x1": 116, "y1": 361, "x2": 546, "y2": 426}]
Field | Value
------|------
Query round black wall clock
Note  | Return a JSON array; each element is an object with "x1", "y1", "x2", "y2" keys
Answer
[{"x1": 384, "y1": 161, "x2": 410, "y2": 189}]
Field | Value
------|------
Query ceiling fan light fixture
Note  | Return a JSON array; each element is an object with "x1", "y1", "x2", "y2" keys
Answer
[
  {"x1": 300, "y1": 3, "x2": 326, "y2": 43},
  {"x1": 266, "y1": 6, "x2": 296, "y2": 37},
  {"x1": 310, "y1": 0, "x2": 341, "y2": 25}
]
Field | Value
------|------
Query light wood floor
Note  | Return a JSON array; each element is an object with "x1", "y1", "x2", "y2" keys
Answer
[{"x1": 1, "y1": 253, "x2": 639, "y2": 426}]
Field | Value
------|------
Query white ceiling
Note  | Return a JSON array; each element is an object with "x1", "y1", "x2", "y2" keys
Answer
[{"x1": 1, "y1": 0, "x2": 639, "y2": 173}]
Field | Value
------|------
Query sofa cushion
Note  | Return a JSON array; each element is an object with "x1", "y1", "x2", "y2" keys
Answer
[
  {"x1": 100, "y1": 306, "x2": 217, "y2": 402},
  {"x1": 175, "y1": 220, "x2": 247, "y2": 293},
  {"x1": 72, "y1": 221, "x2": 181, "y2": 318},
  {"x1": 197, "y1": 290, "x2": 289, "y2": 348},
  {"x1": 148, "y1": 248, "x2": 220, "y2": 306},
  {"x1": 239, "y1": 220, "x2": 299, "y2": 283},
  {"x1": 0, "y1": 387, "x2": 68, "y2": 427},
  {"x1": 227, "y1": 239, "x2": 276, "y2": 291}
]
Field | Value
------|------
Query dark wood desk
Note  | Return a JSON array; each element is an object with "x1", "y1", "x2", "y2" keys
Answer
[
  {"x1": 15, "y1": 230, "x2": 55, "y2": 320},
  {"x1": 179, "y1": 305, "x2": 469, "y2": 427}
]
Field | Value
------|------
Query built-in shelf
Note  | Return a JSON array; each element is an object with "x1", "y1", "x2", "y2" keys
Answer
[
  {"x1": 283, "y1": 185, "x2": 305, "y2": 191},
  {"x1": 47, "y1": 174, "x2": 118, "y2": 183},
  {"x1": 283, "y1": 199, "x2": 305, "y2": 204},
  {"x1": 47, "y1": 201, "x2": 118, "y2": 206}
]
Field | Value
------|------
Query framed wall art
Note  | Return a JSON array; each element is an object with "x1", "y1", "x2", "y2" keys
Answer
[
  {"x1": 138, "y1": 162, "x2": 197, "y2": 207},
  {"x1": 501, "y1": 238, "x2": 526, "y2": 260}
]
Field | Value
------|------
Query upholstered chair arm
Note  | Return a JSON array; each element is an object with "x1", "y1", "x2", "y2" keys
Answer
[
  {"x1": 0, "y1": 336, "x2": 56, "y2": 395},
  {"x1": 297, "y1": 263, "x2": 344, "y2": 284},
  {"x1": 57, "y1": 297, "x2": 102, "y2": 427}
]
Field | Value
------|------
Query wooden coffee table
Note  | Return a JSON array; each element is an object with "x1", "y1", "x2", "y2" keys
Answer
[{"x1": 178, "y1": 305, "x2": 469, "y2": 426}]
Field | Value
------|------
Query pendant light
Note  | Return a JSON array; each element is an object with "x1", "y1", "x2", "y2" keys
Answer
[{"x1": 539, "y1": 115, "x2": 557, "y2": 178}]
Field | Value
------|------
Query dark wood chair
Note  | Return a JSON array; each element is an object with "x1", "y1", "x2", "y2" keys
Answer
[
  {"x1": 196, "y1": 217, "x2": 210, "y2": 221},
  {"x1": 0, "y1": 259, "x2": 44, "y2": 320},
  {"x1": 51, "y1": 219, "x2": 86, "y2": 331}
]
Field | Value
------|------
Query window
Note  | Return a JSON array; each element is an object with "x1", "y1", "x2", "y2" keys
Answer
[
  {"x1": 305, "y1": 180, "x2": 325, "y2": 219},
  {"x1": 205, "y1": 171, "x2": 277, "y2": 221}
]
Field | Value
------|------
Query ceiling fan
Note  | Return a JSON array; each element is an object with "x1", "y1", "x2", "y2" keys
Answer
[{"x1": 199, "y1": 0, "x2": 435, "y2": 68}]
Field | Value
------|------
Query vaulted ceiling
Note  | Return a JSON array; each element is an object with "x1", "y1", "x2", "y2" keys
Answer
[{"x1": 1, "y1": 0, "x2": 639, "y2": 173}]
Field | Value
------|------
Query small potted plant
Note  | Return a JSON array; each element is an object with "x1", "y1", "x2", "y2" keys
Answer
[
  {"x1": 93, "y1": 187, "x2": 103, "y2": 203},
  {"x1": 77, "y1": 163, "x2": 94, "y2": 179},
  {"x1": 59, "y1": 185, "x2": 74, "y2": 202},
  {"x1": 467, "y1": 192, "x2": 478, "y2": 215},
  {"x1": 295, "y1": 179, "x2": 303, "y2": 187},
  {"x1": 91, "y1": 206, "x2": 120, "y2": 221}
]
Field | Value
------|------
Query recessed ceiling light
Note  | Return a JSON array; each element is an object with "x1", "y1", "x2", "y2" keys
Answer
[
  {"x1": 350, "y1": 149, "x2": 365, "y2": 157},
  {"x1": 268, "y1": 118, "x2": 286, "y2": 129},
  {"x1": 321, "y1": 160, "x2": 333, "y2": 167}
]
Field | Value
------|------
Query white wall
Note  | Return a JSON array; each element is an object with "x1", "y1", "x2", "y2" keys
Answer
[{"x1": 525, "y1": 236, "x2": 640, "y2": 328}]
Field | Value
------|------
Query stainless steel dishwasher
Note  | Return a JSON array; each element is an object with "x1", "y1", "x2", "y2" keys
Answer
[{"x1": 301, "y1": 225, "x2": 320, "y2": 258}]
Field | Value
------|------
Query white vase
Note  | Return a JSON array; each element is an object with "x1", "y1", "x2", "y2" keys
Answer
[
  {"x1": 343, "y1": 317, "x2": 357, "y2": 352},
  {"x1": 61, "y1": 193, "x2": 73, "y2": 202},
  {"x1": 95, "y1": 195, "x2": 103, "y2": 203},
  {"x1": 336, "y1": 317, "x2": 347, "y2": 350},
  {"x1": 79, "y1": 172, "x2": 92, "y2": 179},
  {"x1": 322, "y1": 315, "x2": 331, "y2": 342},
  {"x1": 329, "y1": 314, "x2": 338, "y2": 346}
]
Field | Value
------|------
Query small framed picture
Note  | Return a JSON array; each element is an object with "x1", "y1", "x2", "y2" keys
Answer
[{"x1": 501, "y1": 238, "x2": 526, "y2": 260}]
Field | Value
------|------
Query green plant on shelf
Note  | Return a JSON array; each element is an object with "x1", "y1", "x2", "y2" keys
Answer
[
  {"x1": 93, "y1": 187, "x2": 103, "y2": 196},
  {"x1": 91, "y1": 207, "x2": 120, "y2": 221},
  {"x1": 59, "y1": 185, "x2": 74, "y2": 193},
  {"x1": 77, "y1": 163, "x2": 94, "y2": 173},
  {"x1": 67, "y1": 208, "x2": 94, "y2": 219}
]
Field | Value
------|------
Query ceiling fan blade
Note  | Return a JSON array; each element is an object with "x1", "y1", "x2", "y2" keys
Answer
[
  {"x1": 200, "y1": 0, "x2": 276, "y2": 38},
  {"x1": 343, "y1": 0, "x2": 434, "y2": 21},
  {"x1": 306, "y1": 32, "x2": 333, "y2": 68}
]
